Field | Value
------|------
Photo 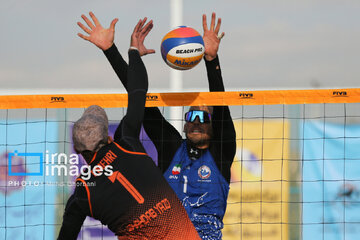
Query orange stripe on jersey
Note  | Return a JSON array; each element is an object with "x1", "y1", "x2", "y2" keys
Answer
[
  {"x1": 89, "y1": 151, "x2": 98, "y2": 164},
  {"x1": 112, "y1": 141, "x2": 148, "y2": 156},
  {"x1": 76, "y1": 178, "x2": 94, "y2": 217},
  {"x1": 108, "y1": 171, "x2": 144, "y2": 204},
  {"x1": 116, "y1": 171, "x2": 144, "y2": 204}
]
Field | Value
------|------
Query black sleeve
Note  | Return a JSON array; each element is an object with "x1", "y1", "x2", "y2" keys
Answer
[
  {"x1": 205, "y1": 55, "x2": 225, "y2": 92},
  {"x1": 114, "y1": 50, "x2": 148, "y2": 151},
  {"x1": 205, "y1": 56, "x2": 236, "y2": 183},
  {"x1": 143, "y1": 107, "x2": 182, "y2": 172},
  {"x1": 103, "y1": 44, "x2": 129, "y2": 91},
  {"x1": 57, "y1": 194, "x2": 87, "y2": 240},
  {"x1": 103, "y1": 44, "x2": 181, "y2": 167},
  {"x1": 104, "y1": 45, "x2": 148, "y2": 151}
]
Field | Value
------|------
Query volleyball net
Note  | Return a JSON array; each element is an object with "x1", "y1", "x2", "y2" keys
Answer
[{"x1": 1, "y1": 89, "x2": 360, "y2": 240}]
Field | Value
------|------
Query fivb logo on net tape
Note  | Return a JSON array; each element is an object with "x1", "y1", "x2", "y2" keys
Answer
[{"x1": 8, "y1": 150, "x2": 113, "y2": 180}]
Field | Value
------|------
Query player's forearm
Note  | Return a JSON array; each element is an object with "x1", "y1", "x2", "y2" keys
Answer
[
  {"x1": 205, "y1": 55, "x2": 225, "y2": 92},
  {"x1": 57, "y1": 195, "x2": 86, "y2": 240},
  {"x1": 103, "y1": 44, "x2": 129, "y2": 91},
  {"x1": 127, "y1": 49, "x2": 148, "y2": 93},
  {"x1": 143, "y1": 107, "x2": 182, "y2": 172},
  {"x1": 57, "y1": 222, "x2": 82, "y2": 240},
  {"x1": 121, "y1": 49, "x2": 148, "y2": 139},
  {"x1": 143, "y1": 107, "x2": 181, "y2": 141}
]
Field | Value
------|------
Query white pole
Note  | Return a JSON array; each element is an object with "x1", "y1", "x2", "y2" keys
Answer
[{"x1": 170, "y1": 0, "x2": 183, "y2": 133}]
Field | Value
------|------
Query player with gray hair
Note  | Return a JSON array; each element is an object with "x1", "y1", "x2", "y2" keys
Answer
[
  {"x1": 72, "y1": 105, "x2": 109, "y2": 160},
  {"x1": 58, "y1": 12, "x2": 200, "y2": 240}
]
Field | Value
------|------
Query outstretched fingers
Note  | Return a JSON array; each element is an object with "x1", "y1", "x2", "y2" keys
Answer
[
  {"x1": 139, "y1": 17, "x2": 147, "y2": 30},
  {"x1": 81, "y1": 14, "x2": 95, "y2": 30},
  {"x1": 77, "y1": 21, "x2": 92, "y2": 35},
  {"x1": 214, "y1": 17, "x2": 222, "y2": 35},
  {"x1": 132, "y1": 19, "x2": 142, "y2": 35},
  {"x1": 130, "y1": 17, "x2": 155, "y2": 56},
  {"x1": 77, "y1": 32, "x2": 90, "y2": 41},
  {"x1": 141, "y1": 20, "x2": 153, "y2": 38},
  {"x1": 109, "y1": 18, "x2": 118, "y2": 31},
  {"x1": 202, "y1": 12, "x2": 223, "y2": 60},
  {"x1": 89, "y1": 12, "x2": 101, "y2": 27},
  {"x1": 77, "y1": 12, "x2": 117, "y2": 50},
  {"x1": 202, "y1": 14, "x2": 208, "y2": 31},
  {"x1": 210, "y1": 12, "x2": 216, "y2": 31}
]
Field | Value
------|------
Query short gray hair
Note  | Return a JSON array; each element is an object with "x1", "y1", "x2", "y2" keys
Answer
[{"x1": 72, "y1": 105, "x2": 108, "y2": 152}]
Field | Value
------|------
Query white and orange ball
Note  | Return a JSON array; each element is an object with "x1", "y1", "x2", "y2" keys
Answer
[{"x1": 160, "y1": 26, "x2": 205, "y2": 70}]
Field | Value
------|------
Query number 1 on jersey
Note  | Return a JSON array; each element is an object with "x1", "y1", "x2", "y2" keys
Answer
[
  {"x1": 109, "y1": 171, "x2": 144, "y2": 204},
  {"x1": 183, "y1": 175, "x2": 188, "y2": 193}
]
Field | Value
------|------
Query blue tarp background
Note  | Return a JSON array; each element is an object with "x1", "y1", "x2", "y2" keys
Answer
[
  {"x1": 0, "y1": 121, "x2": 58, "y2": 240},
  {"x1": 302, "y1": 121, "x2": 360, "y2": 240}
]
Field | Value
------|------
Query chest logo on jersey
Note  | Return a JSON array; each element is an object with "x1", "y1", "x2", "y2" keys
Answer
[
  {"x1": 198, "y1": 165, "x2": 211, "y2": 179},
  {"x1": 171, "y1": 164, "x2": 181, "y2": 175}
]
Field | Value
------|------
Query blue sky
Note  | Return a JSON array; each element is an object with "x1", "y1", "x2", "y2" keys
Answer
[{"x1": 1, "y1": 0, "x2": 359, "y2": 94}]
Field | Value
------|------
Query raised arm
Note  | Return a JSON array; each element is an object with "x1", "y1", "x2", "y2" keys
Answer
[
  {"x1": 143, "y1": 107, "x2": 183, "y2": 171},
  {"x1": 203, "y1": 13, "x2": 236, "y2": 182},
  {"x1": 77, "y1": 12, "x2": 154, "y2": 91},
  {"x1": 103, "y1": 18, "x2": 155, "y2": 92},
  {"x1": 114, "y1": 18, "x2": 152, "y2": 147},
  {"x1": 78, "y1": 13, "x2": 154, "y2": 147},
  {"x1": 57, "y1": 194, "x2": 87, "y2": 240},
  {"x1": 77, "y1": 12, "x2": 129, "y2": 89},
  {"x1": 202, "y1": 12, "x2": 225, "y2": 91},
  {"x1": 118, "y1": 49, "x2": 148, "y2": 145}
]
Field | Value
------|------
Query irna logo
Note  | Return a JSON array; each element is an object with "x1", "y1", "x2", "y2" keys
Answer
[{"x1": 8, "y1": 150, "x2": 113, "y2": 180}]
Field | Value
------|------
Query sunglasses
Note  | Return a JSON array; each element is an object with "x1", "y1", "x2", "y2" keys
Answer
[{"x1": 184, "y1": 110, "x2": 212, "y2": 123}]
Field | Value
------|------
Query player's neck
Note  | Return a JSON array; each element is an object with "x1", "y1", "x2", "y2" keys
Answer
[
  {"x1": 196, "y1": 143, "x2": 209, "y2": 149},
  {"x1": 186, "y1": 140, "x2": 209, "y2": 150}
]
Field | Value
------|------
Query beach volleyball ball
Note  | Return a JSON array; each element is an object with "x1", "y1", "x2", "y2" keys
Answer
[{"x1": 160, "y1": 26, "x2": 205, "y2": 70}]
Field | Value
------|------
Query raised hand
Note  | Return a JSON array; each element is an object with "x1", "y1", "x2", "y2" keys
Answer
[
  {"x1": 202, "y1": 12, "x2": 224, "y2": 61},
  {"x1": 130, "y1": 17, "x2": 155, "y2": 56},
  {"x1": 77, "y1": 12, "x2": 118, "y2": 51}
]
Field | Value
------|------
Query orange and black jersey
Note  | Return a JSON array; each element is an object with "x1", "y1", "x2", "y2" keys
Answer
[
  {"x1": 57, "y1": 49, "x2": 200, "y2": 240},
  {"x1": 58, "y1": 141, "x2": 200, "y2": 239}
]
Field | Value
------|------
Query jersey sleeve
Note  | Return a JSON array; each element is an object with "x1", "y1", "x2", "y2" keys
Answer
[
  {"x1": 115, "y1": 50, "x2": 148, "y2": 151},
  {"x1": 143, "y1": 107, "x2": 182, "y2": 172},
  {"x1": 57, "y1": 193, "x2": 87, "y2": 240},
  {"x1": 205, "y1": 56, "x2": 236, "y2": 183},
  {"x1": 104, "y1": 46, "x2": 148, "y2": 151},
  {"x1": 103, "y1": 44, "x2": 129, "y2": 91}
]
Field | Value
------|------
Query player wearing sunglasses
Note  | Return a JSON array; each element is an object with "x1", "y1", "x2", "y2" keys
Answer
[
  {"x1": 142, "y1": 13, "x2": 236, "y2": 240},
  {"x1": 185, "y1": 110, "x2": 212, "y2": 123},
  {"x1": 100, "y1": 12, "x2": 236, "y2": 240}
]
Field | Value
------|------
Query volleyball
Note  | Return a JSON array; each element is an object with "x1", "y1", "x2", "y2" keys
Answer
[{"x1": 160, "y1": 26, "x2": 205, "y2": 70}]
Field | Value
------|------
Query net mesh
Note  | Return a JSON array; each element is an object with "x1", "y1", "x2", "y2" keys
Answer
[{"x1": 1, "y1": 90, "x2": 360, "y2": 240}]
